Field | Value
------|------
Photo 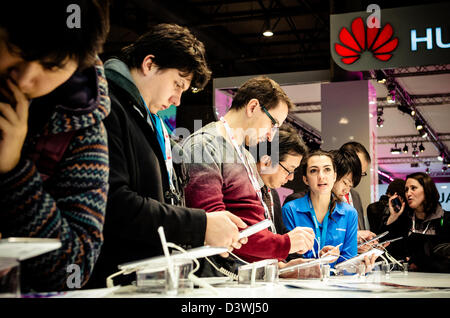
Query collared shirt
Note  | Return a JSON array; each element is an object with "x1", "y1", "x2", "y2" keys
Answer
[{"x1": 282, "y1": 192, "x2": 358, "y2": 267}]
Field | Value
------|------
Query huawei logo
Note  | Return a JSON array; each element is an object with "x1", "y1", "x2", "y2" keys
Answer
[{"x1": 335, "y1": 17, "x2": 399, "y2": 64}]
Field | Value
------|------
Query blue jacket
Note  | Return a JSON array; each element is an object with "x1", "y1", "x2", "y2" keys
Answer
[{"x1": 282, "y1": 192, "x2": 358, "y2": 267}]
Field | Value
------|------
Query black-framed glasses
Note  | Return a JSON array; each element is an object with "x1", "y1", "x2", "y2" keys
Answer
[
  {"x1": 279, "y1": 162, "x2": 295, "y2": 177},
  {"x1": 259, "y1": 104, "x2": 280, "y2": 130}
]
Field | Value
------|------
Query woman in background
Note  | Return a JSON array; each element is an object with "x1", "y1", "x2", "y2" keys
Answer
[{"x1": 383, "y1": 172, "x2": 450, "y2": 272}]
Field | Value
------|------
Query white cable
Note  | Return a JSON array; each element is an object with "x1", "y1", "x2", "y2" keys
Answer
[
  {"x1": 229, "y1": 251, "x2": 250, "y2": 265},
  {"x1": 205, "y1": 256, "x2": 238, "y2": 281},
  {"x1": 167, "y1": 243, "x2": 219, "y2": 295}
]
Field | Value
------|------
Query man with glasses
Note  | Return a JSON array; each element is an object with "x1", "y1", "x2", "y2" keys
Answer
[
  {"x1": 255, "y1": 124, "x2": 308, "y2": 234},
  {"x1": 182, "y1": 76, "x2": 315, "y2": 276}
]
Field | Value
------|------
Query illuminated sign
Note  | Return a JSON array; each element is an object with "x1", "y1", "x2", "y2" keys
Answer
[
  {"x1": 335, "y1": 17, "x2": 398, "y2": 65},
  {"x1": 330, "y1": 3, "x2": 450, "y2": 71}
]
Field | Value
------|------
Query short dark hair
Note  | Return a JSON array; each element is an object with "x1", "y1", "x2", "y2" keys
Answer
[
  {"x1": 0, "y1": 1, "x2": 110, "y2": 70},
  {"x1": 405, "y1": 172, "x2": 440, "y2": 216},
  {"x1": 278, "y1": 124, "x2": 308, "y2": 162},
  {"x1": 229, "y1": 76, "x2": 294, "y2": 111},
  {"x1": 330, "y1": 149, "x2": 362, "y2": 187},
  {"x1": 386, "y1": 178, "x2": 406, "y2": 199},
  {"x1": 340, "y1": 141, "x2": 371, "y2": 164},
  {"x1": 120, "y1": 23, "x2": 212, "y2": 91}
]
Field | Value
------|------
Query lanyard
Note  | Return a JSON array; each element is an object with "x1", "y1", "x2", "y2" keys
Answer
[
  {"x1": 308, "y1": 195, "x2": 330, "y2": 252},
  {"x1": 141, "y1": 98, "x2": 177, "y2": 203},
  {"x1": 220, "y1": 117, "x2": 276, "y2": 233},
  {"x1": 411, "y1": 214, "x2": 431, "y2": 235},
  {"x1": 346, "y1": 192, "x2": 353, "y2": 206}
]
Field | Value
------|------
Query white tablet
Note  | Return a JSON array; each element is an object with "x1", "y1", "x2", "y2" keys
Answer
[
  {"x1": 118, "y1": 245, "x2": 228, "y2": 272},
  {"x1": 279, "y1": 255, "x2": 337, "y2": 274},
  {"x1": 335, "y1": 248, "x2": 384, "y2": 270},
  {"x1": 0, "y1": 237, "x2": 62, "y2": 261}
]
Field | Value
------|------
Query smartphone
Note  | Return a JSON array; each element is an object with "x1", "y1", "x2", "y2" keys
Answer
[
  {"x1": 392, "y1": 197, "x2": 402, "y2": 212},
  {"x1": 357, "y1": 231, "x2": 389, "y2": 247}
]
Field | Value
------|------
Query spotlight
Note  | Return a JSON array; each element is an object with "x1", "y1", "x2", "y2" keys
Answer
[
  {"x1": 410, "y1": 109, "x2": 416, "y2": 116},
  {"x1": 377, "y1": 116, "x2": 384, "y2": 127},
  {"x1": 412, "y1": 144, "x2": 419, "y2": 157},
  {"x1": 386, "y1": 92, "x2": 396, "y2": 104},
  {"x1": 415, "y1": 119, "x2": 423, "y2": 130},
  {"x1": 390, "y1": 143, "x2": 401, "y2": 154},
  {"x1": 376, "y1": 107, "x2": 384, "y2": 127},
  {"x1": 402, "y1": 144, "x2": 409, "y2": 153},
  {"x1": 419, "y1": 128, "x2": 428, "y2": 138},
  {"x1": 376, "y1": 70, "x2": 386, "y2": 84},
  {"x1": 437, "y1": 153, "x2": 444, "y2": 161},
  {"x1": 419, "y1": 143, "x2": 425, "y2": 152}
]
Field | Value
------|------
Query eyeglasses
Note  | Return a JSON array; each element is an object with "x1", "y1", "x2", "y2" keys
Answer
[
  {"x1": 279, "y1": 162, "x2": 295, "y2": 177},
  {"x1": 259, "y1": 103, "x2": 280, "y2": 130}
]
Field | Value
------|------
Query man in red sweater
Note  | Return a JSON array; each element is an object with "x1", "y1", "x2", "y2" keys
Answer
[{"x1": 182, "y1": 76, "x2": 314, "y2": 275}]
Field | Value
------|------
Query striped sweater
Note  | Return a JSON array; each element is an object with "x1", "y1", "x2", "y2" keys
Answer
[{"x1": 0, "y1": 58, "x2": 110, "y2": 292}]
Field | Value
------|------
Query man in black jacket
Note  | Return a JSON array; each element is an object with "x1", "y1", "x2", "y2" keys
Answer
[{"x1": 87, "y1": 24, "x2": 247, "y2": 288}]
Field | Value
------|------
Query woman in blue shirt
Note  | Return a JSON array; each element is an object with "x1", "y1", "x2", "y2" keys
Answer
[{"x1": 282, "y1": 149, "x2": 358, "y2": 268}]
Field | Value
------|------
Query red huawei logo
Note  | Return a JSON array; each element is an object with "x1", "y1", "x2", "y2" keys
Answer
[{"x1": 335, "y1": 17, "x2": 399, "y2": 64}]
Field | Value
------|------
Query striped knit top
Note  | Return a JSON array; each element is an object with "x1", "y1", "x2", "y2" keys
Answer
[{"x1": 0, "y1": 57, "x2": 110, "y2": 292}]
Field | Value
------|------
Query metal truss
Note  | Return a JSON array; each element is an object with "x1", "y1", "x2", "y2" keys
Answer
[
  {"x1": 377, "y1": 156, "x2": 444, "y2": 165},
  {"x1": 377, "y1": 134, "x2": 450, "y2": 145},
  {"x1": 388, "y1": 64, "x2": 450, "y2": 77}
]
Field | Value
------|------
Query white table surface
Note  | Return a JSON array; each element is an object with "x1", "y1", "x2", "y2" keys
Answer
[{"x1": 57, "y1": 271, "x2": 450, "y2": 298}]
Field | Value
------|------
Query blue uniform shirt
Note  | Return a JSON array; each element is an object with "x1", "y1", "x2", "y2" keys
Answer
[{"x1": 282, "y1": 192, "x2": 358, "y2": 267}]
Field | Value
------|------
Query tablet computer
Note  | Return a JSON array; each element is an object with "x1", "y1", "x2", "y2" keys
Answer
[
  {"x1": 279, "y1": 255, "x2": 337, "y2": 274},
  {"x1": 0, "y1": 237, "x2": 62, "y2": 261},
  {"x1": 118, "y1": 245, "x2": 228, "y2": 272},
  {"x1": 335, "y1": 248, "x2": 384, "y2": 270}
]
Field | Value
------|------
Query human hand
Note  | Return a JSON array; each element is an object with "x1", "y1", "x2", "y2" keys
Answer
[
  {"x1": 357, "y1": 230, "x2": 376, "y2": 253},
  {"x1": 319, "y1": 245, "x2": 341, "y2": 263},
  {"x1": 362, "y1": 250, "x2": 379, "y2": 273},
  {"x1": 287, "y1": 227, "x2": 315, "y2": 254},
  {"x1": 386, "y1": 193, "x2": 406, "y2": 225},
  {"x1": 0, "y1": 79, "x2": 29, "y2": 174},
  {"x1": 205, "y1": 211, "x2": 248, "y2": 257},
  {"x1": 278, "y1": 259, "x2": 320, "y2": 279}
]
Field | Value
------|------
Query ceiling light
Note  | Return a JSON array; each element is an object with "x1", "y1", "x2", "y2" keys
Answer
[
  {"x1": 420, "y1": 129, "x2": 428, "y2": 138},
  {"x1": 376, "y1": 70, "x2": 386, "y2": 83},
  {"x1": 376, "y1": 107, "x2": 384, "y2": 127},
  {"x1": 390, "y1": 143, "x2": 401, "y2": 154},
  {"x1": 386, "y1": 93, "x2": 395, "y2": 104},
  {"x1": 376, "y1": 116, "x2": 384, "y2": 127},
  {"x1": 438, "y1": 154, "x2": 444, "y2": 161},
  {"x1": 410, "y1": 109, "x2": 416, "y2": 116},
  {"x1": 263, "y1": 30, "x2": 273, "y2": 37},
  {"x1": 402, "y1": 144, "x2": 408, "y2": 153},
  {"x1": 415, "y1": 119, "x2": 423, "y2": 130},
  {"x1": 419, "y1": 143, "x2": 425, "y2": 152}
]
